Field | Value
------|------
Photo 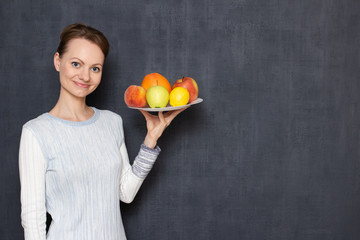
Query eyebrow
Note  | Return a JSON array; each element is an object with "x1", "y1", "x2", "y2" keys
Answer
[{"x1": 71, "y1": 57, "x2": 103, "y2": 67}]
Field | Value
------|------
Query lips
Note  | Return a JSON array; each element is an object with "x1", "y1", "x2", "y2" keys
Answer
[{"x1": 74, "y1": 81, "x2": 89, "y2": 88}]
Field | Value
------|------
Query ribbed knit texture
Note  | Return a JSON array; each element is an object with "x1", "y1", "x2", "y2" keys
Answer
[{"x1": 19, "y1": 108, "x2": 160, "y2": 240}]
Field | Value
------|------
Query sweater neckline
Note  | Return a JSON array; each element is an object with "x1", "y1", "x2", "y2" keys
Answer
[{"x1": 44, "y1": 107, "x2": 100, "y2": 126}]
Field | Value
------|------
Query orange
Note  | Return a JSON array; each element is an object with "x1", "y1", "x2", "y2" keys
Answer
[{"x1": 141, "y1": 73, "x2": 172, "y2": 94}]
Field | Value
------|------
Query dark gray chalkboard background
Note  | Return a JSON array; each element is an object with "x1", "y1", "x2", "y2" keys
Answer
[{"x1": 1, "y1": 0, "x2": 360, "y2": 239}]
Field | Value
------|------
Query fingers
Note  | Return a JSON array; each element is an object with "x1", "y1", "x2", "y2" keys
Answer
[
  {"x1": 139, "y1": 107, "x2": 189, "y2": 126},
  {"x1": 165, "y1": 106, "x2": 190, "y2": 124},
  {"x1": 171, "y1": 106, "x2": 189, "y2": 118},
  {"x1": 139, "y1": 109, "x2": 155, "y2": 121},
  {"x1": 158, "y1": 111, "x2": 166, "y2": 125},
  {"x1": 138, "y1": 109, "x2": 149, "y2": 119}
]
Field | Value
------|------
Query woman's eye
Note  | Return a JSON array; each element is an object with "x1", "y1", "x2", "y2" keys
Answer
[
  {"x1": 72, "y1": 62, "x2": 80, "y2": 68},
  {"x1": 91, "y1": 67, "x2": 100, "y2": 72}
]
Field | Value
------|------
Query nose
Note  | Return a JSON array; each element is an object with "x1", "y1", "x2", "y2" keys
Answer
[{"x1": 79, "y1": 68, "x2": 90, "y2": 81}]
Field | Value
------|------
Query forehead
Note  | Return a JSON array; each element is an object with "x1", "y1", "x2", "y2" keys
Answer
[{"x1": 63, "y1": 38, "x2": 104, "y2": 63}]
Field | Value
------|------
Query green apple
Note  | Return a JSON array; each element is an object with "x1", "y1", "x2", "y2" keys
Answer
[{"x1": 146, "y1": 85, "x2": 169, "y2": 108}]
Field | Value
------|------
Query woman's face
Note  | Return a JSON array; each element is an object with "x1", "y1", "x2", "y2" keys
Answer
[{"x1": 54, "y1": 38, "x2": 105, "y2": 99}]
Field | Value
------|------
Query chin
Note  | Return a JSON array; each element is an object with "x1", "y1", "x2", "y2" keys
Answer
[{"x1": 61, "y1": 85, "x2": 97, "y2": 99}]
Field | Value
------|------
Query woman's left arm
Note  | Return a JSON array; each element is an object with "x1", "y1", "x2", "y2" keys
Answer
[
  {"x1": 118, "y1": 108, "x2": 187, "y2": 203},
  {"x1": 141, "y1": 108, "x2": 188, "y2": 149},
  {"x1": 118, "y1": 141, "x2": 160, "y2": 203}
]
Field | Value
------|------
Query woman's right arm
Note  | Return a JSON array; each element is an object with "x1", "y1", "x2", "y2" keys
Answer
[{"x1": 19, "y1": 127, "x2": 47, "y2": 240}]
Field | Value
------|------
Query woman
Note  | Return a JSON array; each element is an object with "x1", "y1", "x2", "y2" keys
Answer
[{"x1": 19, "y1": 23, "x2": 186, "y2": 239}]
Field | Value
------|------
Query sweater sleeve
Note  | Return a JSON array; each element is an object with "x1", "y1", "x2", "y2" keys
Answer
[
  {"x1": 19, "y1": 127, "x2": 47, "y2": 240},
  {"x1": 118, "y1": 142, "x2": 161, "y2": 203}
]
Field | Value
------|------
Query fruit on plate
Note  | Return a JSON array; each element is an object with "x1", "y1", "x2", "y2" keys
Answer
[
  {"x1": 169, "y1": 87, "x2": 190, "y2": 107},
  {"x1": 172, "y1": 77, "x2": 199, "y2": 103},
  {"x1": 124, "y1": 85, "x2": 147, "y2": 108},
  {"x1": 146, "y1": 85, "x2": 169, "y2": 108},
  {"x1": 141, "y1": 73, "x2": 172, "y2": 94}
]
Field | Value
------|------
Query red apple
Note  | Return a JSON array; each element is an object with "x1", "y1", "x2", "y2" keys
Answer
[
  {"x1": 172, "y1": 77, "x2": 199, "y2": 103},
  {"x1": 124, "y1": 85, "x2": 147, "y2": 108}
]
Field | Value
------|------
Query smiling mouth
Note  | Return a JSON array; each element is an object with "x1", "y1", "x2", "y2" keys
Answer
[{"x1": 74, "y1": 81, "x2": 89, "y2": 88}]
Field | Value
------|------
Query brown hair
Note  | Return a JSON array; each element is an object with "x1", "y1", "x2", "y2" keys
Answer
[{"x1": 56, "y1": 23, "x2": 110, "y2": 58}]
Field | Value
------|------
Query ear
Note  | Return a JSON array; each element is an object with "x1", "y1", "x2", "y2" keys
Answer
[{"x1": 54, "y1": 52, "x2": 61, "y2": 72}]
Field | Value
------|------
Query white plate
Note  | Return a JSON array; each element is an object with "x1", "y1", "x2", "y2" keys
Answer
[{"x1": 127, "y1": 98, "x2": 203, "y2": 112}]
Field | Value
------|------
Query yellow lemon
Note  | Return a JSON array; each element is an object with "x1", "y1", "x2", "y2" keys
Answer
[{"x1": 169, "y1": 87, "x2": 190, "y2": 107}]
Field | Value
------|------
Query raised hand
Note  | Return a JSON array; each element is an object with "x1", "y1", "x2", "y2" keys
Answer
[{"x1": 139, "y1": 108, "x2": 188, "y2": 148}]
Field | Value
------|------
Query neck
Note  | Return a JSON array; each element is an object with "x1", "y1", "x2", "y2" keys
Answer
[{"x1": 50, "y1": 88, "x2": 94, "y2": 122}]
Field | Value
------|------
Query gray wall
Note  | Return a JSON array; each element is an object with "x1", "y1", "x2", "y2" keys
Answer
[{"x1": 1, "y1": 0, "x2": 360, "y2": 239}]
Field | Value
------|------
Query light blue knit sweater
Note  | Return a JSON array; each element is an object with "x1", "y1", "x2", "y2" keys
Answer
[{"x1": 19, "y1": 107, "x2": 160, "y2": 240}]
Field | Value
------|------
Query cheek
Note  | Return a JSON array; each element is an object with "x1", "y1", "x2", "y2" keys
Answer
[
  {"x1": 59, "y1": 65, "x2": 74, "y2": 79},
  {"x1": 93, "y1": 73, "x2": 102, "y2": 85}
]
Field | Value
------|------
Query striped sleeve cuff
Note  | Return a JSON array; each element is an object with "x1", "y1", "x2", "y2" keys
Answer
[{"x1": 132, "y1": 144, "x2": 161, "y2": 179}]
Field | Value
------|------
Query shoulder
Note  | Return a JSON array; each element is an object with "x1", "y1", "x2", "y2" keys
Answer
[
  {"x1": 23, "y1": 113, "x2": 52, "y2": 133},
  {"x1": 97, "y1": 108, "x2": 122, "y2": 120},
  {"x1": 21, "y1": 113, "x2": 55, "y2": 150},
  {"x1": 96, "y1": 108, "x2": 125, "y2": 143},
  {"x1": 96, "y1": 108, "x2": 123, "y2": 125},
  {"x1": 96, "y1": 108, "x2": 124, "y2": 137}
]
